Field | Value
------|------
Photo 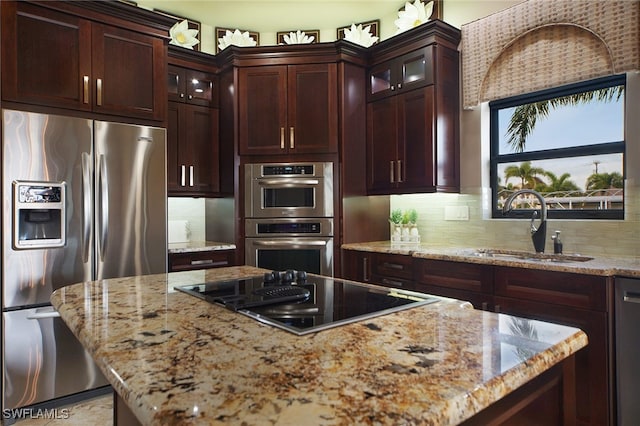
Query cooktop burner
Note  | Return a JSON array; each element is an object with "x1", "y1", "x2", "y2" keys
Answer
[{"x1": 176, "y1": 271, "x2": 440, "y2": 335}]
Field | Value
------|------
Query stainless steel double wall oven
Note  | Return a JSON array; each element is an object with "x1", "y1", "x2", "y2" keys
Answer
[{"x1": 244, "y1": 162, "x2": 334, "y2": 276}]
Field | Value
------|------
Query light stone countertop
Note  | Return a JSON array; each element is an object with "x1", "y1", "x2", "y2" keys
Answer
[
  {"x1": 51, "y1": 266, "x2": 587, "y2": 425},
  {"x1": 342, "y1": 241, "x2": 640, "y2": 277},
  {"x1": 167, "y1": 240, "x2": 236, "y2": 254}
]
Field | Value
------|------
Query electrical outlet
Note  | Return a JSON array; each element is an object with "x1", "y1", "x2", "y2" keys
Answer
[{"x1": 444, "y1": 205, "x2": 469, "y2": 221}]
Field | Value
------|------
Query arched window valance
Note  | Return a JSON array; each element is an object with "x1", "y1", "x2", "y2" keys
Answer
[{"x1": 461, "y1": 0, "x2": 639, "y2": 108}]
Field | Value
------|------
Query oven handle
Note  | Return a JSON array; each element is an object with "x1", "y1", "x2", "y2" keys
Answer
[
  {"x1": 257, "y1": 179, "x2": 319, "y2": 186},
  {"x1": 251, "y1": 239, "x2": 329, "y2": 247}
]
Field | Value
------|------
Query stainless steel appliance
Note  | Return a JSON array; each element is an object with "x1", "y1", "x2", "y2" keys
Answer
[
  {"x1": 615, "y1": 277, "x2": 640, "y2": 425},
  {"x1": 244, "y1": 162, "x2": 333, "y2": 218},
  {"x1": 244, "y1": 162, "x2": 334, "y2": 276},
  {"x1": 2, "y1": 109, "x2": 167, "y2": 411},
  {"x1": 176, "y1": 272, "x2": 439, "y2": 335},
  {"x1": 245, "y1": 218, "x2": 333, "y2": 276}
]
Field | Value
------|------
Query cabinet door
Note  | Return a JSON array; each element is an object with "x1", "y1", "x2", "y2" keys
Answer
[
  {"x1": 366, "y1": 96, "x2": 398, "y2": 193},
  {"x1": 494, "y1": 296, "x2": 609, "y2": 426},
  {"x1": 287, "y1": 64, "x2": 338, "y2": 154},
  {"x1": 1, "y1": 2, "x2": 92, "y2": 110},
  {"x1": 367, "y1": 47, "x2": 433, "y2": 102},
  {"x1": 167, "y1": 103, "x2": 219, "y2": 196},
  {"x1": 397, "y1": 86, "x2": 435, "y2": 191},
  {"x1": 238, "y1": 66, "x2": 287, "y2": 155},
  {"x1": 187, "y1": 105, "x2": 219, "y2": 195},
  {"x1": 92, "y1": 23, "x2": 166, "y2": 121},
  {"x1": 341, "y1": 249, "x2": 371, "y2": 283}
]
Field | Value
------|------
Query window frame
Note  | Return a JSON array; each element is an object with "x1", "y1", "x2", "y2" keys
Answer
[{"x1": 490, "y1": 74, "x2": 626, "y2": 220}]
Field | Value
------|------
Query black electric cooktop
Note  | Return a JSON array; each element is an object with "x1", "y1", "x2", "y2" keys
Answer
[{"x1": 176, "y1": 271, "x2": 440, "y2": 335}]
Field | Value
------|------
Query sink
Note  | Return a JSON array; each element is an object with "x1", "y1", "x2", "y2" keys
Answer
[{"x1": 467, "y1": 249, "x2": 593, "y2": 263}]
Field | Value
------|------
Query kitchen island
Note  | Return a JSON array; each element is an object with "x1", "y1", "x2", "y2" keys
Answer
[{"x1": 51, "y1": 266, "x2": 587, "y2": 425}]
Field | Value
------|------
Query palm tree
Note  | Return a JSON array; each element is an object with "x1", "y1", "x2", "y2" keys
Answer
[
  {"x1": 505, "y1": 86, "x2": 624, "y2": 153},
  {"x1": 503, "y1": 161, "x2": 546, "y2": 189},
  {"x1": 585, "y1": 172, "x2": 623, "y2": 190},
  {"x1": 541, "y1": 171, "x2": 580, "y2": 193}
]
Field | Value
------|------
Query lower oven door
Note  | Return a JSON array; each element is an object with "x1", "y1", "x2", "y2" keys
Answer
[{"x1": 245, "y1": 237, "x2": 333, "y2": 276}]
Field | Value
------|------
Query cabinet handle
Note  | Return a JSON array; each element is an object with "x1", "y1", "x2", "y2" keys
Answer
[
  {"x1": 180, "y1": 93, "x2": 185, "y2": 99},
  {"x1": 397, "y1": 160, "x2": 403, "y2": 183},
  {"x1": 481, "y1": 302, "x2": 488, "y2": 311},
  {"x1": 381, "y1": 278, "x2": 403, "y2": 287},
  {"x1": 83, "y1": 76, "x2": 90, "y2": 104},
  {"x1": 390, "y1": 161, "x2": 395, "y2": 183},
  {"x1": 189, "y1": 165, "x2": 194, "y2": 187},
  {"x1": 382, "y1": 262, "x2": 404, "y2": 270},
  {"x1": 96, "y1": 78, "x2": 103, "y2": 106},
  {"x1": 180, "y1": 165, "x2": 186, "y2": 186},
  {"x1": 290, "y1": 127, "x2": 295, "y2": 149},
  {"x1": 398, "y1": 83, "x2": 403, "y2": 89},
  {"x1": 188, "y1": 94, "x2": 193, "y2": 100},
  {"x1": 494, "y1": 305, "x2": 501, "y2": 313},
  {"x1": 391, "y1": 85, "x2": 396, "y2": 91},
  {"x1": 280, "y1": 127, "x2": 285, "y2": 149},
  {"x1": 363, "y1": 257, "x2": 369, "y2": 281}
]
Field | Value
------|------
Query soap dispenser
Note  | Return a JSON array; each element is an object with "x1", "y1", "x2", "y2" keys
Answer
[{"x1": 551, "y1": 230, "x2": 563, "y2": 254}]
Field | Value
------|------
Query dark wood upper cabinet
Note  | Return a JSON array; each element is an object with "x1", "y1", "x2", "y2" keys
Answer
[
  {"x1": 168, "y1": 65, "x2": 217, "y2": 108},
  {"x1": 167, "y1": 102, "x2": 219, "y2": 196},
  {"x1": 1, "y1": 1, "x2": 166, "y2": 122},
  {"x1": 366, "y1": 22, "x2": 460, "y2": 195},
  {"x1": 238, "y1": 63, "x2": 338, "y2": 155},
  {"x1": 367, "y1": 47, "x2": 434, "y2": 102}
]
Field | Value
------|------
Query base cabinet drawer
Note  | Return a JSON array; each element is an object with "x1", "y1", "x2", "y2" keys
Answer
[{"x1": 168, "y1": 250, "x2": 235, "y2": 272}]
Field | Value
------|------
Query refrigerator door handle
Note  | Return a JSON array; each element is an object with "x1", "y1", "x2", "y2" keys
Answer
[
  {"x1": 26, "y1": 306, "x2": 61, "y2": 320},
  {"x1": 82, "y1": 152, "x2": 92, "y2": 263},
  {"x1": 98, "y1": 154, "x2": 109, "y2": 261}
]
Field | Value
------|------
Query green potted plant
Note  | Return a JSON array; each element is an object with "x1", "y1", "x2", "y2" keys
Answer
[{"x1": 389, "y1": 209, "x2": 403, "y2": 241}]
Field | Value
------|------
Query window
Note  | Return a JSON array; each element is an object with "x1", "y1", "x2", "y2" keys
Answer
[{"x1": 490, "y1": 75, "x2": 625, "y2": 220}]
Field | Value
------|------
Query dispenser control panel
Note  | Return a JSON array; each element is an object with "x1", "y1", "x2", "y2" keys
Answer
[
  {"x1": 17, "y1": 185, "x2": 63, "y2": 203},
  {"x1": 13, "y1": 181, "x2": 66, "y2": 249}
]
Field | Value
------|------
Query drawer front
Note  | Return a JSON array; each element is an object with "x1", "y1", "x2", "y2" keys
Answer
[
  {"x1": 414, "y1": 258, "x2": 494, "y2": 294},
  {"x1": 370, "y1": 274, "x2": 414, "y2": 290},
  {"x1": 494, "y1": 266, "x2": 609, "y2": 311},
  {"x1": 169, "y1": 250, "x2": 234, "y2": 272},
  {"x1": 370, "y1": 253, "x2": 413, "y2": 280}
]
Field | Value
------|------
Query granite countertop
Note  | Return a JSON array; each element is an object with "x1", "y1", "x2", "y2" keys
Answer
[
  {"x1": 167, "y1": 240, "x2": 236, "y2": 254},
  {"x1": 51, "y1": 266, "x2": 587, "y2": 425},
  {"x1": 342, "y1": 241, "x2": 640, "y2": 277}
]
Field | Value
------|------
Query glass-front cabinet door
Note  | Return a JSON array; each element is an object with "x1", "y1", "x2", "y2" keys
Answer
[
  {"x1": 168, "y1": 65, "x2": 217, "y2": 108},
  {"x1": 367, "y1": 46, "x2": 433, "y2": 102}
]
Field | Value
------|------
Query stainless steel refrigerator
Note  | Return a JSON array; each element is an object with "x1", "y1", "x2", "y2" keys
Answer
[{"x1": 1, "y1": 109, "x2": 167, "y2": 411}]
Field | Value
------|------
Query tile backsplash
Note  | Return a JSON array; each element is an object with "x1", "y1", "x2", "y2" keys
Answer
[
  {"x1": 167, "y1": 198, "x2": 206, "y2": 242},
  {"x1": 390, "y1": 183, "x2": 640, "y2": 259}
]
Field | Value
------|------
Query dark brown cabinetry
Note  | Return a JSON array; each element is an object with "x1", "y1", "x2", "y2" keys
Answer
[
  {"x1": 366, "y1": 22, "x2": 460, "y2": 194},
  {"x1": 493, "y1": 267, "x2": 612, "y2": 426},
  {"x1": 166, "y1": 49, "x2": 219, "y2": 197},
  {"x1": 1, "y1": 1, "x2": 166, "y2": 121},
  {"x1": 413, "y1": 258, "x2": 494, "y2": 309},
  {"x1": 168, "y1": 65, "x2": 217, "y2": 108},
  {"x1": 168, "y1": 250, "x2": 235, "y2": 272},
  {"x1": 238, "y1": 64, "x2": 338, "y2": 155},
  {"x1": 367, "y1": 47, "x2": 433, "y2": 102},
  {"x1": 342, "y1": 250, "x2": 413, "y2": 289}
]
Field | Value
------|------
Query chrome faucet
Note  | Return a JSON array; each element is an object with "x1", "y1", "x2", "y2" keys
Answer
[{"x1": 502, "y1": 189, "x2": 547, "y2": 253}]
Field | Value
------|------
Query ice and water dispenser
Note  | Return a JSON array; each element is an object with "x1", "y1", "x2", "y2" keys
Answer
[{"x1": 13, "y1": 181, "x2": 66, "y2": 249}]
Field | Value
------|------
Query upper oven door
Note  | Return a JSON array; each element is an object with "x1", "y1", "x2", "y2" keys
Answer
[{"x1": 245, "y1": 163, "x2": 333, "y2": 218}]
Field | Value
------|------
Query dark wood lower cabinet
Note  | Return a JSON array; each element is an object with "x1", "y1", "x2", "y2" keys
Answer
[{"x1": 168, "y1": 250, "x2": 234, "y2": 272}]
